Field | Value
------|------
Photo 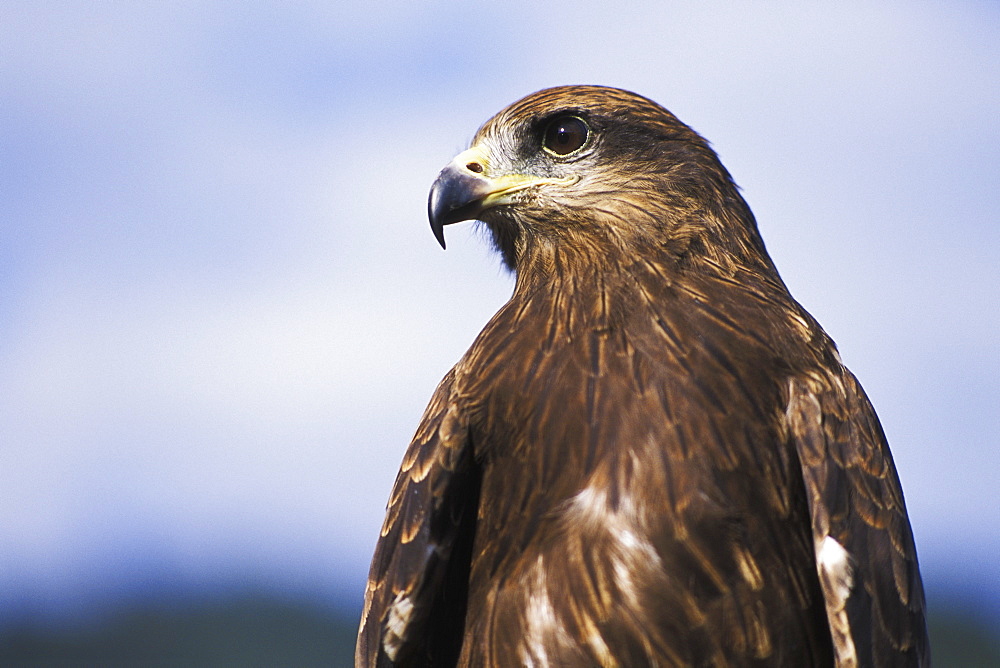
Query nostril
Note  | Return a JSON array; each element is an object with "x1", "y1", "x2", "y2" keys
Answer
[{"x1": 466, "y1": 162, "x2": 484, "y2": 174}]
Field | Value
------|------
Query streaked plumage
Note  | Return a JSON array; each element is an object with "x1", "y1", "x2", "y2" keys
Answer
[{"x1": 357, "y1": 85, "x2": 929, "y2": 666}]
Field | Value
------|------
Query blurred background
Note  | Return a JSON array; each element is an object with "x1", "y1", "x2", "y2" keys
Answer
[{"x1": 2, "y1": 2, "x2": 998, "y2": 665}]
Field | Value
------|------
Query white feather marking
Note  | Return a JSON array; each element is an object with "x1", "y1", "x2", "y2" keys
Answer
[
  {"x1": 818, "y1": 536, "x2": 853, "y2": 604},
  {"x1": 521, "y1": 556, "x2": 557, "y2": 667},
  {"x1": 519, "y1": 554, "x2": 603, "y2": 666},
  {"x1": 383, "y1": 593, "x2": 413, "y2": 661},
  {"x1": 567, "y1": 483, "x2": 662, "y2": 612},
  {"x1": 616, "y1": 527, "x2": 641, "y2": 551},
  {"x1": 567, "y1": 483, "x2": 640, "y2": 530},
  {"x1": 817, "y1": 536, "x2": 858, "y2": 668}
]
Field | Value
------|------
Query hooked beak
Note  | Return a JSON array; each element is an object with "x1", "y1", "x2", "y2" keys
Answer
[
  {"x1": 427, "y1": 146, "x2": 574, "y2": 249},
  {"x1": 427, "y1": 147, "x2": 495, "y2": 249}
]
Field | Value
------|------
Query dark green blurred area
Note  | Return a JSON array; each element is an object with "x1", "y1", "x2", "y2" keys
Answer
[
  {"x1": 0, "y1": 596, "x2": 356, "y2": 668},
  {"x1": 2, "y1": 593, "x2": 997, "y2": 667}
]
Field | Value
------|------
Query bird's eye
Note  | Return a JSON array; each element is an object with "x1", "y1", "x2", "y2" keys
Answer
[{"x1": 542, "y1": 116, "x2": 589, "y2": 156}]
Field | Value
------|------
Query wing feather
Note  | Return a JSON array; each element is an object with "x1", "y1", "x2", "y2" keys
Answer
[
  {"x1": 787, "y1": 370, "x2": 930, "y2": 667},
  {"x1": 355, "y1": 368, "x2": 478, "y2": 667}
]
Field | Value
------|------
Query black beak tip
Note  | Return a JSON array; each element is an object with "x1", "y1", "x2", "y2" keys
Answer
[
  {"x1": 430, "y1": 219, "x2": 447, "y2": 250},
  {"x1": 428, "y1": 184, "x2": 448, "y2": 249}
]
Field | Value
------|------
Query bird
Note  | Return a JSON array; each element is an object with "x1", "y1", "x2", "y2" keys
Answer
[{"x1": 356, "y1": 85, "x2": 929, "y2": 667}]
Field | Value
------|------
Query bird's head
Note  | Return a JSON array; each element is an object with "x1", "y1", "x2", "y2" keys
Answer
[{"x1": 429, "y1": 85, "x2": 771, "y2": 276}]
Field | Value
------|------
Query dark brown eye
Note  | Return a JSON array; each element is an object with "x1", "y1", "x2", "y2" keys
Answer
[{"x1": 542, "y1": 116, "x2": 589, "y2": 156}]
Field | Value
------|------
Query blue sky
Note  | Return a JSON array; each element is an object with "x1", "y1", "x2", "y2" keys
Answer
[{"x1": 2, "y1": 2, "x2": 998, "y2": 627}]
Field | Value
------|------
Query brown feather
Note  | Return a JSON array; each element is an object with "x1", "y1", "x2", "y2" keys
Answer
[{"x1": 357, "y1": 85, "x2": 928, "y2": 667}]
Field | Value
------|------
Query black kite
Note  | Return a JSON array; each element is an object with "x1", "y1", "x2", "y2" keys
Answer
[{"x1": 356, "y1": 86, "x2": 929, "y2": 667}]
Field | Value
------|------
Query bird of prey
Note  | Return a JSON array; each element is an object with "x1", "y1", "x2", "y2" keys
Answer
[{"x1": 356, "y1": 86, "x2": 928, "y2": 667}]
